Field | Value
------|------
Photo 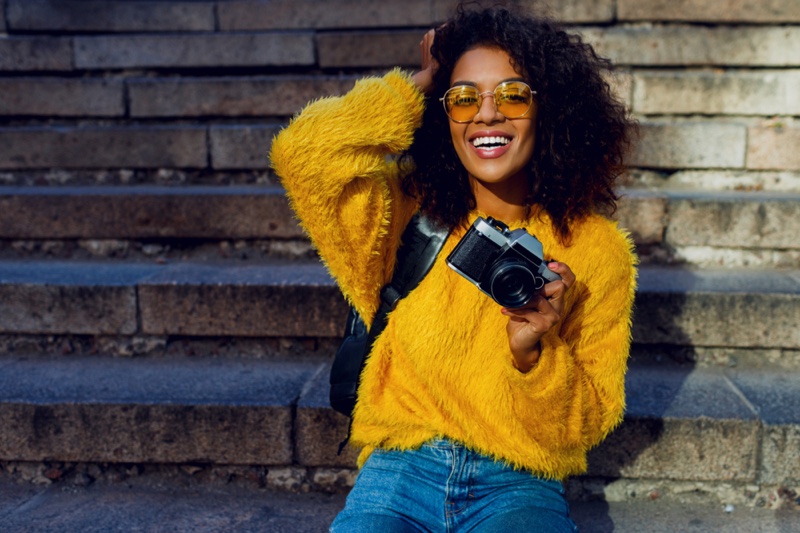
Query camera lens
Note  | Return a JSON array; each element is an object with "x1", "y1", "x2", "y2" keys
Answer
[{"x1": 488, "y1": 259, "x2": 538, "y2": 308}]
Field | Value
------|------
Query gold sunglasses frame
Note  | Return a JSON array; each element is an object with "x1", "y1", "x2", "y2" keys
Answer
[{"x1": 439, "y1": 81, "x2": 537, "y2": 123}]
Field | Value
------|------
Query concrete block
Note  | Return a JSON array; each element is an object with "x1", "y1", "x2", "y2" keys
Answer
[
  {"x1": 629, "y1": 122, "x2": 747, "y2": 170},
  {"x1": 633, "y1": 71, "x2": 800, "y2": 116},
  {"x1": 0, "y1": 126, "x2": 207, "y2": 169},
  {"x1": 139, "y1": 262, "x2": 349, "y2": 337},
  {"x1": 0, "y1": 356, "x2": 316, "y2": 464},
  {"x1": 0, "y1": 261, "x2": 149, "y2": 335},
  {"x1": 318, "y1": 31, "x2": 421, "y2": 68},
  {"x1": 6, "y1": 0, "x2": 215, "y2": 32},
  {"x1": 614, "y1": 191, "x2": 667, "y2": 245},
  {"x1": 296, "y1": 364, "x2": 359, "y2": 467},
  {"x1": 581, "y1": 26, "x2": 800, "y2": 67},
  {"x1": 748, "y1": 126, "x2": 800, "y2": 171},
  {"x1": 129, "y1": 76, "x2": 358, "y2": 118},
  {"x1": 432, "y1": 0, "x2": 615, "y2": 23},
  {"x1": 618, "y1": 0, "x2": 800, "y2": 23},
  {"x1": 665, "y1": 191, "x2": 800, "y2": 249},
  {"x1": 761, "y1": 425, "x2": 800, "y2": 484},
  {"x1": 210, "y1": 126, "x2": 278, "y2": 170},
  {"x1": 0, "y1": 186, "x2": 304, "y2": 239},
  {"x1": 74, "y1": 33, "x2": 315, "y2": 70},
  {"x1": 588, "y1": 366, "x2": 759, "y2": 481},
  {"x1": 218, "y1": 0, "x2": 432, "y2": 30},
  {"x1": 0, "y1": 37, "x2": 72, "y2": 71},
  {"x1": 634, "y1": 267, "x2": 800, "y2": 349},
  {"x1": 0, "y1": 78, "x2": 124, "y2": 117}
]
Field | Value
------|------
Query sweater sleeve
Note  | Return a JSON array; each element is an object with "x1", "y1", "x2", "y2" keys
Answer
[
  {"x1": 503, "y1": 223, "x2": 638, "y2": 452},
  {"x1": 269, "y1": 69, "x2": 424, "y2": 322}
]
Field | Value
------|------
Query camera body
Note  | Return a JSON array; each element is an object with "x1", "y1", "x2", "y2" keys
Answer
[{"x1": 446, "y1": 216, "x2": 561, "y2": 308}]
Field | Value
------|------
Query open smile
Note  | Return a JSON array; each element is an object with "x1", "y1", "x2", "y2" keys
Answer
[{"x1": 469, "y1": 132, "x2": 513, "y2": 159}]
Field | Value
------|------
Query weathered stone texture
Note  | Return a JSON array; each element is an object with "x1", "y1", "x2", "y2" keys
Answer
[
  {"x1": 74, "y1": 33, "x2": 315, "y2": 69},
  {"x1": 747, "y1": 127, "x2": 800, "y2": 171},
  {"x1": 633, "y1": 71, "x2": 800, "y2": 116},
  {"x1": 218, "y1": 0, "x2": 433, "y2": 30},
  {"x1": 761, "y1": 425, "x2": 800, "y2": 484},
  {"x1": 581, "y1": 26, "x2": 800, "y2": 67},
  {"x1": 0, "y1": 186, "x2": 303, "y2": 239},
  {"x1": 614, "y1": 192, "x2": 667, "y2": 245},
  {"x1": 6, "y1": 0, "x2": 215, "y2": 32},
  {"x1": 318, "y1": 31, "x2": 421, "y2": 68},
  {"x1": 129, "y1": 77, "x2": 357, "y2": 118},
  {"x1": 618, "y1": 0, "x2": 800, "y2": 22},
  {"x1": 0, "y1": 403, "x2": 293, "y2": 464},
  {"x1": 432, "y1": 0, "x2": 615, "y2": 23},
  {"x1": 0, "y1": 37, "x2": 72, "y2": 71},
  {"x1": 138, "y1": 263, "x2": 349, "y2": 337},
  {"x1": 588, "y1": 417, "x2": 759, "y2": 481},
  {"x1": 210, "y1": 126, "x2": 279, "y2": 170},
  {"x1": 0, "y1": 78, "x2": 124, "y2": 117},
  {"x1": 633, "y1": 268, "x2": 800, "y2": 349},
  {"x1": 629, "y1": 123, "x2": 747, "y2": 169},
  {"x1": 0, "y1": 126, "x2": 207, "y2": 169},
  {"x1": 666, "y1": 194, "x2": 800, "y2": 249}
]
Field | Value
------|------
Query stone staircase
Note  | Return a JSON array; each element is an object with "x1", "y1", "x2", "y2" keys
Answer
[{"x1": 1, "y1": 0, "x2": 799, "y2": 516}]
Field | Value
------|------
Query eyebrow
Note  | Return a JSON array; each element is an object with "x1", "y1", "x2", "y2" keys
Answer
[{"x1": 450, "y1": 77, "x2": 527, "y2": 88}]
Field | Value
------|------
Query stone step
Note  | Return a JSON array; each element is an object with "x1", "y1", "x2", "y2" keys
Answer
[
  {"x1": 0, "y1": 260, "x2": 798, "y2": 350},
  {"x1": 1, "y1": 186, "x2": 799, "y2": 266},
  {"x1": 0, "y1": 353, "x2": 797, "y2": 490}
]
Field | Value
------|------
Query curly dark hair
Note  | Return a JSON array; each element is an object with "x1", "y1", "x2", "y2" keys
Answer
[{"x1": 400, "y1": 4, "x2": 634, "y2": 243}]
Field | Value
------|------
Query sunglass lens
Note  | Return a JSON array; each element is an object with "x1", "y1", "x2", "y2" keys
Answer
[
  {"x1": 496, "y1": 83, "x2": 533, "y2": 118},
  {"x1": 445, "y1": 87, "x2": 480, "y2": 122}
]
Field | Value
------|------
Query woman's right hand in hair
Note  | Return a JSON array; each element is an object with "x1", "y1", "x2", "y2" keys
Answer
[{"x1": 411, "y1": 29, "x2": 437, "y2": 95}]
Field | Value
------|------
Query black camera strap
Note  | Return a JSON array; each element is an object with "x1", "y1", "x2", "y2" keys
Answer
[{"x1": 330, "y1": 212, "x2": 449, "y2": 453}]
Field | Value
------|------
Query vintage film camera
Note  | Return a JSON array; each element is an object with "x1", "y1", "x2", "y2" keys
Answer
[{"x1": 446, "y1": 216, "x2": 561, "y2": 308}]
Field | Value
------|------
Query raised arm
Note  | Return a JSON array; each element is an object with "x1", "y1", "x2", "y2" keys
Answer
[{"x1": 269, "y1": 69, "x2": 425, "y2": 322}]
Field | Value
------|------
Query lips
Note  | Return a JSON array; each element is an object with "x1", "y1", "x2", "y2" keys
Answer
[{"x1": 469, "y1": 131, "x2": 513, "y2": 159}]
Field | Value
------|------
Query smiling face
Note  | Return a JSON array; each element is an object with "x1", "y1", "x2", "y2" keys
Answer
[{"x1": 448, "y1": 46, "x2": 537, "y2": 218}]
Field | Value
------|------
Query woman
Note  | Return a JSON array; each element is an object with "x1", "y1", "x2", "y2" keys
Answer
[{"x1": 271, "y1": 5, "x2": 637, "y2": 532}]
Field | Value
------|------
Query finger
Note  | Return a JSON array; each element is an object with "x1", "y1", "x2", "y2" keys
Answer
[
  {"x1": 542, "y1": 280, "x2": 567, "y2": 314},
  {"x1": 547, "y1": 261, "x2": 576, "y2": 288}
]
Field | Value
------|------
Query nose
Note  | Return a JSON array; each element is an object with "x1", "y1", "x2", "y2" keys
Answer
[{"x1": 473, "y1": 90, "x2": 504, "y2": 124}]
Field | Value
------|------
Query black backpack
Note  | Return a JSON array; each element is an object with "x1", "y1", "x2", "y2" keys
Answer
[{"x1": 329, "y1": 213, "x2": 449, "y2": 420}]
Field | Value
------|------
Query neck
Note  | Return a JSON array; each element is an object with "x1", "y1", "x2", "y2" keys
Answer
[{"x1": 471, "y1": 176, "x2": 528, "y2": 223}]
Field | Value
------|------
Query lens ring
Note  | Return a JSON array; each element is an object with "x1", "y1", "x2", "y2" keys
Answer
[
  {"x1": 494, "y1": 81, "x2": 534, "y2": 119},
  {"x1": 488, "y1": 260, "x2": 537, "y2": 308},
  {"x1": 442, "y1": 85, "x2": 480, "y2": 123}
]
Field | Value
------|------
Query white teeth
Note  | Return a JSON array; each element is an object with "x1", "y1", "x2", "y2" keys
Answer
[{"x1": 472, "y1": 136, "x2": 511, "y2": 148}]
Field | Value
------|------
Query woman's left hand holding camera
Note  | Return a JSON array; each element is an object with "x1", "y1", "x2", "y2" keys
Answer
[{"x1": 501, "y1": 262, "x2": 575, "y2": 373}]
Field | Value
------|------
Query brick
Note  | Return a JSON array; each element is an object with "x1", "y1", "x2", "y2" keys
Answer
[
  {"x1": 589, "y1": 366, "x2": 759, "y2": 481},
  {"x1": 218, "y1": 0, "x2": 433, "y2": 30},
  {"x1": 318, "y1": 31, "x2": 421, "y2": 68},
  {"x1": 0, "y1": 37, "x2": 72, "y2": 71},
  {"x1": 0, "y1": 78, "x2": 124, "y2": 117},
  {"x1": 614, "y1": 191, "x2": 667, "y2": 245},
  {"x1": 0, "y1": 358, "x2": 316, "y2": 464},
  {"x1": 210, "y1": 126, "x2": 279, "y2": 170},
  {"x1": 618, "y1": 0, "x2": 800, "y2": 22},
  {"x1": 74, "y1": 33, "x2": 314, "y2": 70},
  {"x1": 6, "y1": 0, "x2": 214, "y2": 32},
  {"x1": 761, "y1": 425, "x2": 800, "y2": 484},
  {"x1": 629, "y1": 122, "x2": 747, "y2": 170},
  {"x1": 633, "y1": 71, "x2": 800, "y2": 116},
  {"x1": 432, "y1": 0, "x2": 615, "y2": 23},
  {"x1": 748, "y1": 126, "x2": 800, "y2": 170},
  {"x1": 129, "y1": 76, "x2": 357, "y2": 118},
  {"x1": 0, "y1": 126, "x2": 207, "y2": 169},
  {"x1": 665, "y1": 192, "x2": 800, "y2": 249},
  {"x1": 581, "y1": 26, "x2": 800, "y2": 67},
  {"x1": 0, "y1": 186, "x2": 304, "y2": 239},
  {"x1": 138, "y1": 262, "x2": 349, "y2": 337},
  {"x1": 0, "y1": 262, "x2": 146, "y2": 335},
  {"x1": 634, "y1": 267, "x2": 800, "y2": 349}
]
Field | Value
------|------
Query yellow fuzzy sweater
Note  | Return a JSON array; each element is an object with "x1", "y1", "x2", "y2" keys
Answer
[{"x1": 270, "y1": 69, "x2": 638, "y2": 480}]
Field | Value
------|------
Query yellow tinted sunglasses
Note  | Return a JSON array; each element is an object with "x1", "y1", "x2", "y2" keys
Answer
[{"x1": 440, "y1": 81, "x2": 536, "y2": 123}]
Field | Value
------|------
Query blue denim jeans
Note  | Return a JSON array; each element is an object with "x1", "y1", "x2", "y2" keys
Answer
[{"x1": 330, "y1": 438, "x2": 578, "y2": 532}]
